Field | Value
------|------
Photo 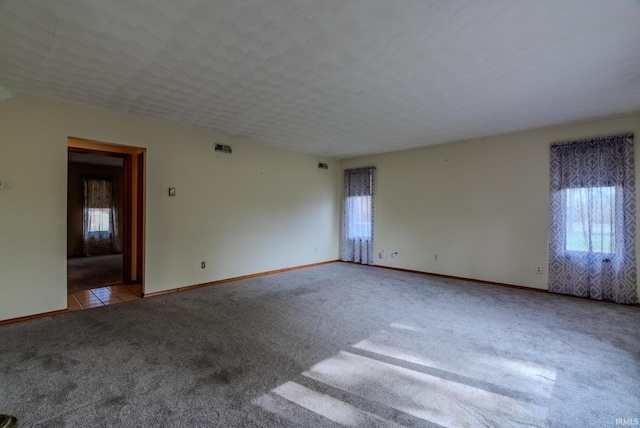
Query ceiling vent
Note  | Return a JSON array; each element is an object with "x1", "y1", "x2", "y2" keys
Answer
[{"x1": 215, "y1": 144, "x2": 232, "y2": 154}]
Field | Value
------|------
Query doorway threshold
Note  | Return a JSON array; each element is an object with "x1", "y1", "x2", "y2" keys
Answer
[{"x1": 67, "y1": 284, "x2": 142, "y2": 311}]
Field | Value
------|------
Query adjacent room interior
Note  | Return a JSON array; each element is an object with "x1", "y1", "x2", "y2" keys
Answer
[
  {"x1": 1, "y1": 1, "x2": 639, "y2": 427},
  {"x1": 67, "y1": 152, "x2": 124, "y2": 292}
]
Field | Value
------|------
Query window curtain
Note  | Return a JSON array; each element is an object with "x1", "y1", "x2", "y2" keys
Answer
[
  {"x1": 549, "y1": 134, "x2": 637, "y2": 304},
  {"x1": 82, "y1": 176, "x2": 121, "y2": 256},
  {"x1": 342, "y1": 167, "x2": 375, "y2": 265}
]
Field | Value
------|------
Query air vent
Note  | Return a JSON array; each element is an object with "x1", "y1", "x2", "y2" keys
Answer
[
  {"x1": 318, "y1": 162, "x2": 329, "y2": 169},
  {"x1": 215, "y1": 144, "x2": 232, "y2": 154}
]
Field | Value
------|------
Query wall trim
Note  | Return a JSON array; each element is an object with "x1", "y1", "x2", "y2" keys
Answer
[
  {"x1": 365, "y1": 263, "x2": 548, "y2": 293},
  {"x1": 143, "y1": 260, "x2": 340, "y2": 298},
  {"x1": 368, "y1": 264, "x2": 640, "y2": 305},
  {"x1": 0, "y1": 309, "x2": 68, "y2": 327}
]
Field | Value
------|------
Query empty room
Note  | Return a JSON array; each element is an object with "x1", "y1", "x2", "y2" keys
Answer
[{"x1": 1, "y1": 1, "x2": 640, "y2": 427}]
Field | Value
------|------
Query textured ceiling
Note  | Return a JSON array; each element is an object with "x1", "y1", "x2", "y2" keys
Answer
[{"x1": 1, "y1": 1, "x2": 640, "y2": 158}]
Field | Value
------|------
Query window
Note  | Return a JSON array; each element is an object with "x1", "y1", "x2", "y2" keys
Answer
[
  {"x1": 82, "y1": 176, "x2": 121, "y2": 256},
  {"x1": 565, "y1": 186, "x2": 615, "y2": 253},
  {"x1": 548, "y1": 133, "x2": 637, "y2": 304},
  {"x1": 345, "y1": 195, "x2": 372, "y2": 240},
  {"x1": 342, "y1": 167, "x2": 375, "y2": 265},
  {"x1": 86, "y1": 207, "x2": 111, "y2": 233}
]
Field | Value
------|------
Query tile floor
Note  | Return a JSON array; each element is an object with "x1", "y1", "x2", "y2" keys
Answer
[{"x1": 67, "y1": 284, "x2": 142, "y2": 311}]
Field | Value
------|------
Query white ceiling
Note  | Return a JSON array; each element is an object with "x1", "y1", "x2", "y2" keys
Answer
[{"x1": 1, "y1": 1, "x2": 640, "y2": 158}]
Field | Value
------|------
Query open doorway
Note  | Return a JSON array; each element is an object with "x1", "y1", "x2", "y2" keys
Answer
[
  {"x1": 67, "y1": 138, "x2": 146, "y2": 310},
  {"x1": 67, "y1": 153, "x2": 124, "y2": 292}
]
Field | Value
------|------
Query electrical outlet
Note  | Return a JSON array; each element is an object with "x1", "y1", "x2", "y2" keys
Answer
[
  {"x1": 433, "y1": 254, "x2": 438, "y2": 261},
  {"x1": 201, "y1": 261, "x2": 206, "y2": 269},
  {"x1": 535, "y1": 265, "x2": 543, "y2": 274},
  {"x1": 379, "y1": 250, "x2": 386, "y2": 259}
]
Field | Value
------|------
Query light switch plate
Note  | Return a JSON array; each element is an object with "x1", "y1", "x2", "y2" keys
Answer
[{"x1": 168, "y1": 187, "x2": 176, "y2": 197}]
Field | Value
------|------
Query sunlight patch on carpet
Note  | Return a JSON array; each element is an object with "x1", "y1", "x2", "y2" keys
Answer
[
  {"x1": 354, "y1": 327, "x2": 556, "y2": 398},
  {"x1": 303, "y1": 351, "x2": 548, "y2": 427},
  {"x1": 259, "y1": 381, "x2": 403, "y2": 427},
  {"x1": 255, "y1": 321, "x2": 554, "y2": 427}
]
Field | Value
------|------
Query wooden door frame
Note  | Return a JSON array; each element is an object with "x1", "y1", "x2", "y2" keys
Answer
[
  {"x1": 67, "y1": 137, "x2": 146, "y2": 291},
  {"x1": 122, "y1": 154, "x2": 133, "y2": 283},
  {"x1": 136, "y1": 151, "x2": 145, "y2": 286}
]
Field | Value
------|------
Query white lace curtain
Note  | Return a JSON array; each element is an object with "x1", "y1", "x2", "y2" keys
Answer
[
  {"x1": 342, "y1": 167, "x2": 375, "y2": 265},
  {"x1": 82, "y1": 177, "x2": 121, "y2": 256},
  {"x1": 549, "y1": 134, "x2": 637, "y2": 304}
]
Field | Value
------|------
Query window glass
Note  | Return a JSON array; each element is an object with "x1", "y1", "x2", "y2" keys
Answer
[
  {"x1": 565, "y1": 186, "x2": 615, "y2": 253},
  {"x1": 86, "y1": 208, "x2": 111, "y2": 233},
  {"x1": 346, "y1": 195, "x2": 372, "y2": 240}
]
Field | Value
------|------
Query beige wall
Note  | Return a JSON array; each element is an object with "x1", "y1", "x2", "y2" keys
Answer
[
  {"x1": 341, "y1": 112, "x2": 640, "y2": 297},
  {"x1": 0, "y1": 96, "x2": 340, "y2": 321},
  {"x1": 2, "y1": 94, "x2": 637, "y2": 321},
  {"x1": 67, "y1": 162, "x2": 124, "y2": 257}
]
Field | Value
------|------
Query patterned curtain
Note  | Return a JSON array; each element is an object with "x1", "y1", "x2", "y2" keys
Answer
[
  {"x1": 82, "y1": 177, "x2": 121, "y2": 256},
  {"x1": 342, "y1": 167, "x2": 375, "y2": 265},
  {"x1": 549, "y1": 134, "x2": 637, "y2": 304}
]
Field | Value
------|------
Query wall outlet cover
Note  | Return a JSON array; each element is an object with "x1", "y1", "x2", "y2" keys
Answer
[{"x1": 169, "y1": 187, "x2": 176, "y2": 197}]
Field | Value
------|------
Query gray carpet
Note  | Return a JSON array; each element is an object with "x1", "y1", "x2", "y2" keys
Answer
[
  {"x1": 67, "y1": 254, "x2": 123, "y2": 293},
  {"x1": 1, "y1": 263, "x2": 639, "y2": 427}
]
